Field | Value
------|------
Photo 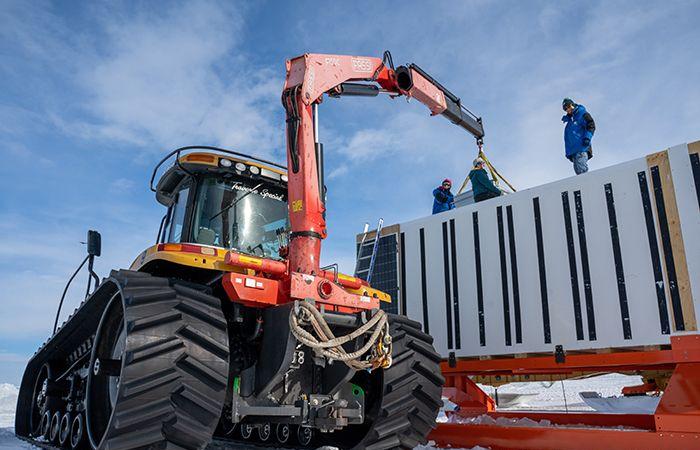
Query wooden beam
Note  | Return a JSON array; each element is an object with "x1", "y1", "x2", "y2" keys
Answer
[
  {"x1": 688, "y1": 140, "x2": 700, "y2": 154},
  {"x1": 647, "y1": 150, "x2": 696, "y2": 331}
]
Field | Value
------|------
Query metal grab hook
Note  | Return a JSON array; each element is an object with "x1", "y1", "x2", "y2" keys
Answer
[{"x1": 456, "y1": 139, "x2": 517, "y2": 195}]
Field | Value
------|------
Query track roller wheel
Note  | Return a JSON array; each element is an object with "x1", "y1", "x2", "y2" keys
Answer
[
  {"x1": 240, "y1": 423, "x2": 253, "y2": 440},
  {"x1": 275, "y1": 423, "x2": 290, "y2": 444},
  {"x1": 216, "y1": 410, "x2": 237, "y2": 436},
  {"x1": 50, "y1": 411, "x2": 61, "y2": 443},
  {"x1": 296, "y1": 425, "x2": 313, "y2": 446},
  {"x1": 29, "y1": 364, "x2": 50, "y2": 438},
  {"x1": 224, "y1": 423, "x2": 237, "y2": 437},
  {"x1": 40, "y1": 410, "x2": 51, "y2": 439},
  {"x1": 331, "y1": 314, "x2": 444, "y2": 449},
  {"x1": 258, "y1": 422, "x2": 271, "y2": 442},
  {"x1": 59, "y1": 412, "x2": 71, "y2": 446},
  {"x1": 70, "y1": 413, "x2": 85, "y2": 449},
  {"x1": 85, "y1": 270, "x2": 229, "y2": 450}
]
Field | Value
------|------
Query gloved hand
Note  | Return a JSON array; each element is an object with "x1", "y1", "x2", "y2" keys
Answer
[{"x1": 582, "y1": 137, "x2": 591, "y2": 147}]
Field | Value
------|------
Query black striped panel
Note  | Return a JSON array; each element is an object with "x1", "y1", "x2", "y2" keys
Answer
[
  {"x1": 574, "y1": 190, "x2": 596, "y2": 341},
  {"x1": 473, "y1": 211, "x2": 486, "y2": 346},
  {"x1": 637, "y1": 171, "x2": 670, "y2": 334},
  {"x1": 442, "y1": 222, "x2": 454, "y2": 349},
  {"x1": 496, "y1": 206, "x2": 512, "y2": 346},
  {"x1": 691, "y1": 152, "x2": 700, "y2": 209},
  {"x1": 604, "y1": 184, "x2": 632, "y2": 339},
  {"x1": 562, "y1": 192, "x2": 584, "y2": 340},
  {"x1": 399, "y1": 232, "x2": 407, "y2": 316},
  {"x1": 533, "y1": 198, "x2": 551, "y2": 343},
  {"x1": 419, "y1": 228, "x2": 430, "y2": 334},
  {"x1": 449, "y1": 219, "x2": 461, "y2": 349},
  {"x1": 506, "y1": 205, "x2": 522, "y2": 344},
  {"x1": 650, "y1": 166, "x2": 685, "y2": 331}
]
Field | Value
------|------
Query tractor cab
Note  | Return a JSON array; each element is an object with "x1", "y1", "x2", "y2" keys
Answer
[{"x1": 154, "y1": 149, "x2": 290, "y2": 259}]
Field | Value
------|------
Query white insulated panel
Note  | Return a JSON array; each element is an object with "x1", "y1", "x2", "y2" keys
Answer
[
  {"x1": 397, "y1": 148, "x2": 698, "y2": 358},
  {"x1": 668, "y1": 143, "x2": 700, "y2": 326}
]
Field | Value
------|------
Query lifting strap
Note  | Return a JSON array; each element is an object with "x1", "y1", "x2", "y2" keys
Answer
[{"x1": 457, "y1": 141, "x2": 517, "y2": 195}]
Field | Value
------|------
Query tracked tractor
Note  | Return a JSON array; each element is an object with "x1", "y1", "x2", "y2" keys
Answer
[{"x1": 15, "y1": 52, "x2": 485, "y2": 450}]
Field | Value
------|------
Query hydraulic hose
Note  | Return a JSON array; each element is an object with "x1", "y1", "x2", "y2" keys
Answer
[
  {"x1": 53, "y1": 255, "x2": 90, "y2": 335},
  {"x1": 289, "y1": 300, "x2": 392, "y2": 370}
]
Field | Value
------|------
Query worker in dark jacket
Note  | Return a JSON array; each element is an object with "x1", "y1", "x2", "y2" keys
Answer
[
  {"x1": 562, "y1": 98, "x2": 596, "y2": 175},
  {"x1": 469, "y1": 158, "x2": 502, "y2": 202},
  {"x1": 432, "y1": 179, "x2": 455, "y2": 214}
]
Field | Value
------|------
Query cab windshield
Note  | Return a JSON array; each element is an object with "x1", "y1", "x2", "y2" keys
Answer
[{"x1": 191, "y1": 177, "x2": 288, "y2": 259}]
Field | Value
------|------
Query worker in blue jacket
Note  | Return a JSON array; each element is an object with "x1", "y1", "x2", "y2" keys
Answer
[
  {"x1": 469, "y1": 158, "x2": 502, "y2": 203},
  {"x1": 432, "y1": 178, "x2": 455, "y2": 214},
  {"x1": 562, "y1": 98, "x2": 596, "y2": 175}
]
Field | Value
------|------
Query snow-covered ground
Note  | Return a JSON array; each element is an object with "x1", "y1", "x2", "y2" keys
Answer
[
  {"x1": 0, "y1": 374, "x2": 641, "y2": 449},
  {"x1": 0, "y1": 383, "x2": 34, "y2": 448},
  {"x1": 0, "y1": 428, "x2": 33, "y2": 450},
  {"x1": 0, "y1": 385, "x2": 18, "y2": 429},
  {"x1": 479, "y1": 372, "x2": 642, "y2": 412}
]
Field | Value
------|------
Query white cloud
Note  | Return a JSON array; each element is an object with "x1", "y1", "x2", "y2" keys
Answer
[
  {"x1": 2, "y1": 0, "x2": 700, "y2": 359},
  {"x1": 1, "y1": 142, "x2": 52, "y2": 166},
  {"x1": 0, "y1": 205, "x2": 159, "y2": 339},
  {"x1": 327, "y1": 164, "x2": 349, "y2": 179},
  {"x1": 2, "y1": 0, "x2": 285, "y2": 159},
  {"x1": 334, "y1": 109, "x2": 464, "y2": 163},
  {"x1": 0, "y1": 106, "x2": 47, "y2": 137},
  {"x1": 109, "y1": 177, "x2": 136, "y2": 193},
  {"x1": 338, "y1": 126, "x2": 402, "y2": 162}
]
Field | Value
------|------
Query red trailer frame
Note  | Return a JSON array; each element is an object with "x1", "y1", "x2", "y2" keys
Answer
[{"x1": 430, "y1": 334, "x2": 700, "y2": 449}]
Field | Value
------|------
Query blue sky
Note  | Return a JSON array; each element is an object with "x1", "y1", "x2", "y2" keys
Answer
[{"x1": 1, "y1": 0, "x2": 699, "y2": 384}]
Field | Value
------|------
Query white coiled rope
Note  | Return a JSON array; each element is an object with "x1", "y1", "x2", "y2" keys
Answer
[{"x1": 289, "y1": 300, "x2": 392, "y2": 370}]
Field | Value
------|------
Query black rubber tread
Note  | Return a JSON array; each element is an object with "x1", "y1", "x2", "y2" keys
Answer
[
  {"x1": 16, "y1": 278, "x2": 120, "y2": 437},
  {"x1": 90, "y1": 270, "x2": 230, "y2": 450},
  {"x1": 17, "y1": 270, "x2": 440, "y2": 450},
  {"x1": 350, "y1": 313, "x2": 444, "y2": 450},
  {"x1": 19, "y1": 435, "x2": 320, "y2": 450}
]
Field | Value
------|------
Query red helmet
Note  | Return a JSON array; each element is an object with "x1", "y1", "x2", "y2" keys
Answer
[{"x1": 442, "y1": 178, "x2": 452, "y2": 186}]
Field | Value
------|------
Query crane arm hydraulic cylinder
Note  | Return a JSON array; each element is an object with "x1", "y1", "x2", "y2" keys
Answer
[
  {"x1": 395, "y1": 64, "x2": 484, "y2": 140},
  {"x1": 282, "y1": 52, "x2": 484, "y2": 276}
]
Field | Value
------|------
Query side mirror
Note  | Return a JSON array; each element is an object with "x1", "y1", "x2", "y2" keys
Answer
[
  {"x1": 87, "y1": 230, "x2": 101, "y2": 257},
  {"x1": 54, "y1": 229, "x2": 102, "y2": 334}
]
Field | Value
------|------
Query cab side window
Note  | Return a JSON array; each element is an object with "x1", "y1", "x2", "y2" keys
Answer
[{"x1": 166, "y1": 185, "x2": 191, "y2": 243}]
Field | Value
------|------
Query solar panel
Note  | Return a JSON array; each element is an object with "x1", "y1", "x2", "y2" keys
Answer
[{"x1": 356, "y1": 234, "x2": 400, "y2": 314}]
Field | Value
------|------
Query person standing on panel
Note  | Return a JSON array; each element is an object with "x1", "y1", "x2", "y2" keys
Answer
[{"x1": 562, "y1": 98, "x2": 596, "y2": 175}]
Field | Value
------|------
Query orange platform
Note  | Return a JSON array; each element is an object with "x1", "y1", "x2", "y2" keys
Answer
[{"x1": 430, "y1": 335, "x2": 700, "y2": 449}]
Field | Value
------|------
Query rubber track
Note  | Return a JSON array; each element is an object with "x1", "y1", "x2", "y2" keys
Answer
[
  {"x1": 17, "y1": 270, "x2": 230, "y2": 450},
  {"x1": 17, "y1": 436, "x2": 309, "y2": 450},
  {"x1": 207, "y1": 315, "x2": 444, "y2": 450},
  {"x1": 352, "y1": 314, "x2": 444, "y2": 450},
  {"x1": 18, "y1": 274, "x2": 440, "y2": 450},
  {"x1": 209, "y1": 314, "x2": 445, "y2": 450},
  {"x1": 89, "y1": 270, "x2": 229, "y2": 450}
]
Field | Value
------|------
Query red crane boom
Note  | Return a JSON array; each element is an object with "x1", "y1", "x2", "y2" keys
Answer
[{"x1": 281, "y1": 51, "x2": 484, "y2": 275}]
